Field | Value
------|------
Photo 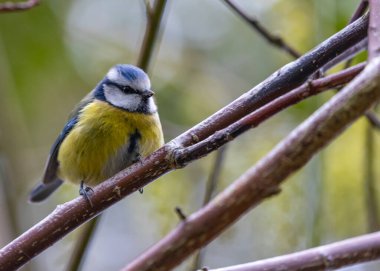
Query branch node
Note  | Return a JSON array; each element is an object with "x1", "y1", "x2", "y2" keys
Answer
[{"x1": 166, "y1": 142, "x2": 187, "y2": 169}]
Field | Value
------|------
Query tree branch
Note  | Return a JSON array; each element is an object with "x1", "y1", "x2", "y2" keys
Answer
[
  {"x1": 365, "y1": 110, "x2": 380, "y2": 128},
  {"x1": 207, "y1": 231, "x2": 380, "y2": 271},
  {"x1": 136, "y1": 0, "x2": 168, "y2": 71},
  {"x1": 0, "y1": 16, "x2": 369, "y2": 270},
  {"x1": 174, "y1": 14, "x2": 368, "y2": 147},
  {"x1": 349, "y1": 0, "x2": 369, "y2": 24},
  {"x1": 192, "y1": 145, "x2": 228, "y2": 269},
  {"x1": 0, "y1": 0, "x2": 39, "y2": 12},
  {"x1": 364, "y1": 123, "x2": 379, "y2": 232},
  {"x1": 122, "y1": 58, "x2": 380, "y2": 271},
  {"x1": 223, "y1": 0, "x2": 301, "y2": 58}
]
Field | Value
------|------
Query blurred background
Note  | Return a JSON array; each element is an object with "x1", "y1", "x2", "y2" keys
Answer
[{"x1": 0, "y1": 0, "x2": 379, "y2": 270}]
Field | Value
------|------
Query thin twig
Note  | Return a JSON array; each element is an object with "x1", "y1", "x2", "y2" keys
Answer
[
  {"x1": 365, "y1": 110, "x2": 380, "y2": 129},
  {"x1": 175, "y1": 207, "x2": 187, "y2": 221},
  {"x1": 364, "y1": 123, "x2": 379, "y2": 232},
  {"x1": 136, "y1": 0, "x2": 168, "y2": 71},
  {"x1": 223, "y1": 0, "x2": 301, "y2": 58},
  {"x1": 349, "y1": 0, "x2": 369, "y2": 24},
  {"x1": 0, "y1": 0, "x2": 39, "y2": 12},
  {"x1": 320, "y1": 38, "x2": 367, "y2": 74},
  {"x1": 207, "y1": 231, "x2": 380, "y2": 271},
  {"x1": 192, "y1": 146, "x2": 227, "y2": 270},
  {"x1": 64, "y1": 218, "x2": 100, "y2": 271}
]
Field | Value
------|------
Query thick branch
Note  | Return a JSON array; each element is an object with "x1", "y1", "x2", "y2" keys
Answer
[
  {"x1": 122, "y1": 58, "x2": 380, "y2": 271},
  {"x1": 0, "y1": 0, "x2": 39, "y2": 12},
  {"x1": 0, "y1": 17, "x2": 369, "y2": 270},
  {"x1": 175, "y1": 14, "x2": 368, "y2": 147},
  {"x1": 208, "y1": 231, "x2": 380, "y2": 271}
]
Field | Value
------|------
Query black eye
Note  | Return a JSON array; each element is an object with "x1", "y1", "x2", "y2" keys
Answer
[{"x1": 121, "y1": 85, "x2": 138, "y2": 94}]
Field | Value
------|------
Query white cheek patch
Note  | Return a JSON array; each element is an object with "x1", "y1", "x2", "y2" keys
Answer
[
  {"x1": 103, "y1": 84, "x2": 142, "y2": 111},
  {"x1": 147, "y1": 97, "x2": 157, "y2": 113}
]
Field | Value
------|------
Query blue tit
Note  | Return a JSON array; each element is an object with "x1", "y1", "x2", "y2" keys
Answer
[{"x1": 29, "y1": 64, "x2": 164, "y2": 203}]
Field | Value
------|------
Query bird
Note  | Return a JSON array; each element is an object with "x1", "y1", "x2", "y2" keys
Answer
[{"x1": 29, "y1": 64, "x2": 164, "y2": 204}]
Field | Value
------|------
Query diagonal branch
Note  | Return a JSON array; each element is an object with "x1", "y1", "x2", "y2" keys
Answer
[
  {"x1": 0, "y1": 16, "x2": 369, "y2": 270},
  {"x1": 122, "y1": 58, "x2": 380, "y2": 271},
  {"x1": 208, "y1": 231, "x2": 380, "y2": 271},
  {"x1": 223, "y1": 0, "x2": 301, "y2": 58},
  {"x1": 175, "y1": 14, "x2": 368, "y2": 147},
  {"x1": 0, "y1": 0, "x2": 39, "y2": 12}
]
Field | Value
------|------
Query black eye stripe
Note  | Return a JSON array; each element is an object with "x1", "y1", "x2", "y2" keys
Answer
[
  {"x1": 106, "y1": 82, "x2": 138, "y2": 94},
  {"x1": 120, "y1": 85, "x2": 138, "y2": 94}
]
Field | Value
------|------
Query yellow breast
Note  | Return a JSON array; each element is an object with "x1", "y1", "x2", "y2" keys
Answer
[{"x1": 57, "y1": 100, "x2": 164, "y2": 185}]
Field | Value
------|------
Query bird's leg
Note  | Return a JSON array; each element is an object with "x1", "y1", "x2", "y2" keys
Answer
[{"x1": 79, "y1": 181, "x2": 94, "y2": 207}]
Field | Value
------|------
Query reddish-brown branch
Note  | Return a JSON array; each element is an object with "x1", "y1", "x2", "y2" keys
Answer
[
  {"x1": 0, "y1": 0, "x2": 39, "y2": 12},
  {"x1": 122, "y1": 58, "x2": 380, "y2": 271},
  {"x1": 0, "y1": 16, "x2": 369, "y2": 270},
  {"x1": 208, "y1": 231, "x2": 380, "y2": 271},
  {"x1": 223, "y1": 0, "x2": 301, "y2": 58},
  {"x1": 369, "y1": 0, "x2": 380, "y2": 59},
  {"x1": 175, "y1": 14, "x2": 368, "y2": 147},
  {"x1": 175, "y1": 63, "x2": 365, "y2": 166}
]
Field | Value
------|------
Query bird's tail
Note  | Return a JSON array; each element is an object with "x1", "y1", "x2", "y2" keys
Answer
[{"x1": 29, "y1": 179, "x2": 63, "y2": 202}]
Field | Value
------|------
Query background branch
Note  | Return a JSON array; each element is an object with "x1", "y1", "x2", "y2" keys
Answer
[
  {"x1": 0, "y1": 0, "x2": 39, "y2": 12},
  {"x1": 208, "y1": 231, "x2": 380, "y2": 271},
  {"x1": 349, "y1": 0, "x2": 369, "y2": 23},
  {"x1": 191, "y1": 145, "x2": 228, "y2": 270},
  {"x1": 122, "y1": 58, "x2": 380, "y2": 271},
  {"x1": 136, "y1": 0, "x2": 168, "y2": 71},
  {"x1": 364, "y1": 122, "x2": 379, "y2": 232},
  {"x1": 366, "y1": 110, "x2": 380, "y2": 128},
  {"x1": 223, "y1": 0, "x2": 301, "y2": 58}
]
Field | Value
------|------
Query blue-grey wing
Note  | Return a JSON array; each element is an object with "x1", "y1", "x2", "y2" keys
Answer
[
  {"x1": 42, "y1": 91, "x2": 95, "y2": 184},
  {"x1": 42, "y1": 116, "x2": 78, "y2": 184},
  {"x1": 29, "y1": 91, "x2": 96, "y2": 202}
]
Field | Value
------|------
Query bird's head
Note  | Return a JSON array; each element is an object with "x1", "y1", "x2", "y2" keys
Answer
[{"x1": 95, "y1": 64, "x2": 157, "y2": 113}]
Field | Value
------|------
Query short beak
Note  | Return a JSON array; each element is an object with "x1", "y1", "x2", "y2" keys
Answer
[{"x1": 142, "y1": 89, "x2": 155, "y2": 98}]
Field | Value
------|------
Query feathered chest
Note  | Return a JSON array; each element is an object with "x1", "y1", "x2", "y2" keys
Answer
[{"x1": 57, "y1": 100, "x2": 164, "y2": 185}]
